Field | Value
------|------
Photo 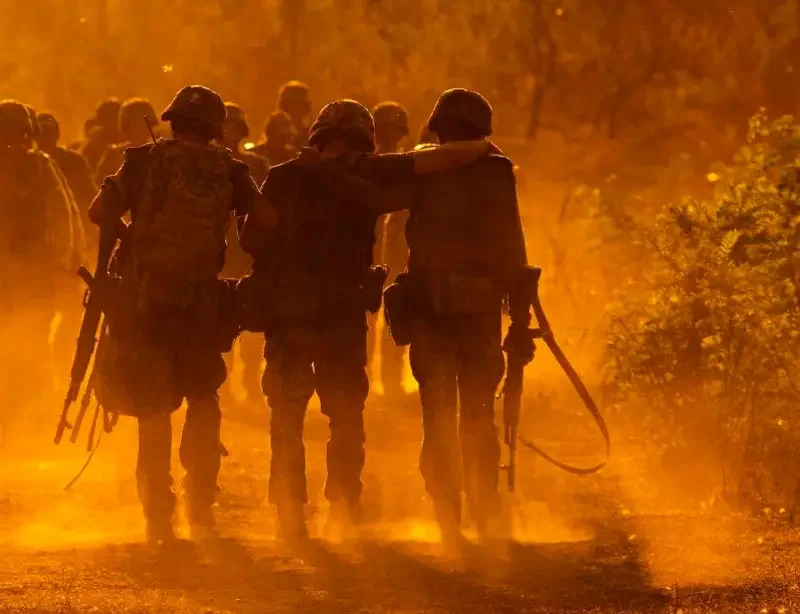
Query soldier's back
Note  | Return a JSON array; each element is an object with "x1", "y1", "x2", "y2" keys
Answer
[{"x1": 407, "y1": 153, "x2": 517, "y2": 275}]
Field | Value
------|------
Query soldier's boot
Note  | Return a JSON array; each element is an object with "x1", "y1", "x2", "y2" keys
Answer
[
  {"x1": 276, "y1": 502, "x2": 308, "y2": 547},
  {"x1": 433, "y1": 498, "x2": 466, "y2": 555},
  {"x1": 146, "y1": 516, "x2": 178, "y2": 547},
  {"x1": 180, "y1": 396, "x2": 223, "y2": 542},
  {"x1": 185, "y1": 496, "x2": 218, "y2": 542},
  {"x1": 137, "y1": 414, "x2": 177, "y2": 547},
  {"x1": 325, "y1": 499, "x2": 363, "y2": 542}
]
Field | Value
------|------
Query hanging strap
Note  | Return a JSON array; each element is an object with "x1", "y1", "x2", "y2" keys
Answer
[{"x1": 518, "y1": 292, "x2": 610, "y2": 475}]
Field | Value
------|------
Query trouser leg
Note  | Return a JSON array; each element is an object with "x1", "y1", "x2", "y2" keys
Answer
[
  {"x1": 179, "y1": 394, "x2": 223, "y2": 515},
  {"x1": 410, "y1": 319, "x2": 461, "y2": 515},
  {"x1": 263, "y1": 332, "x2": 315, "y2": 505},
  {"x1": 137, "y1": 412, "x2": 175, "y2": 523},
  {"x1": 316, "y1": 325, "x2": 369, "y2": 507},
  {"x1": 457, "y1": 317, "x2": 504, "y2": 524}
]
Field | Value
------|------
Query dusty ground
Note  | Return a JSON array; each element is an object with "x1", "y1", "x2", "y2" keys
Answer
[{"x1": 1, "y1": 386, "x2": 799, "y2": 614}]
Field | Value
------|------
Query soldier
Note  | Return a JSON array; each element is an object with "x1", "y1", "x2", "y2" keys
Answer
[
  {"x1": 220, "y1": 102, "x2": 269, "y2": 409},
  {"x1": 87, "y1": 85, "x2": 278, "y2": 545},
  {"x1": 94, "y1": 98, "x2": 159, "y2": 185},
  {"x1": 277, "y1": 80, "x2": 312, "y2": 150},
  {"x1": 390, "y1": 89, "x2": 532, "y2": 547},
  {"x1": 36, "y1": 113, "x2": 98, "y2": 222},
  {"x1": 252, "y1": 111, "x2": 297, "y2": 167},
  {"x1": 81, "y1": 98, "x2": 122, "y2": 170},
  {"x1": 371, "y1": 102, "x2": 411, "y2": 400},
  {"x1": 0, "y1": 100, "x2": 76, "y2": 424},
  {"x1": 222, "y1": 103, "x2": 269, "y2": 185},
  {"x1": 241, "y1": 99, "x2": 494, "y2": 545}
]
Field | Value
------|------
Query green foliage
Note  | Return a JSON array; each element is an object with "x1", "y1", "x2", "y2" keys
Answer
[{"x1": 605, "y1": 114, "x2": 800, "y2": 505}]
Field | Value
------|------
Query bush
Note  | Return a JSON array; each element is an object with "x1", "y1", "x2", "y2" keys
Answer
[{"x1": 605, "y1": 114, "x2": 800, "y2": 507}]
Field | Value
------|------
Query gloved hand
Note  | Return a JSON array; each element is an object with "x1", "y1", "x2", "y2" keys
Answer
[{"x1": 503, "y1": 324, "x2": 536, "y2": 365}]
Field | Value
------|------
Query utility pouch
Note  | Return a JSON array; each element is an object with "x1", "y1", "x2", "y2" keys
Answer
[
  {"x1": 362, "y1": 264, "x2": 389, "y2": 313},
  {"x1": 383, "y1": 272, "x2": 413, "y2": 346},
  {"x1": 430, "y1": 272, "x2": 497, "y2": 315}
]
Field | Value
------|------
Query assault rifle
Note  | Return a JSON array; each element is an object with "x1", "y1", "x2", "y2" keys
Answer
[
  {"x1": 500, "y1": 265, "x2": 610, "y2": 491},
  {"x1": 54, "y1": 217, "x2": 126, "y2": 446}
]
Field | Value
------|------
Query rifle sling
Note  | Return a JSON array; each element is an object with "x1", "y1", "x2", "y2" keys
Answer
[{"x1": 517, "y1": 295, "x2": 611, "y2": 476}]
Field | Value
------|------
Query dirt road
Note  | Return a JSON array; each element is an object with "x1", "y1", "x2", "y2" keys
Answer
[{"x1": 1, "y1": 398, "x2": 798, "y2": 613}]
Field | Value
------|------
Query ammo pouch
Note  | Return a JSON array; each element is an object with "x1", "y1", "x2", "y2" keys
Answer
[
  {"x1": 427, "y1": 271, "x2": 499, "y2": 315},
  {"x1": 383, "y1": 272, "x2": 414, "y2": 346}
]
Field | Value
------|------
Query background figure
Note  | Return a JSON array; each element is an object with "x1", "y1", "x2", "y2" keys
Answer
[
  {"x1": 371, "y1": 101, "x2": 411, "y2": 400},
  {"x1": 36, "y1": 112, "x2": 98, "y2": 231},
  {"x1": 253, "y1": 111, "x2": 298, "y2": 167},
  {"x1": 81, "y1": 98, "x2": 122, "y2": 170},
  {"x1": 0, "y1": 100, "x2": 77, "y2": 433},
  {"x1": 277, "y1": 81, "x2": 312, "y2": 150},
  {"x1": 94, "y1": 98, "x2": 159, "y2": 184},
  {"x1": 220, "y1": 102, "x2": 269, "y2": 411}
]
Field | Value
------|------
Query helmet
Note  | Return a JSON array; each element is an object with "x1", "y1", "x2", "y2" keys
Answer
[
  {"x1": 427, "y1": 88, "x2": 493, "y2": 137},
  {"x1": 372, "y1": 101, "x2": 410, "y2": 139},
  {"x1": 308, "y1": 99, "x2": 375, "y2": 152},
  {"x1": 161, "y1": 85, "x2": 226, "y2": 137},
  {"x1": 224, "y1": 102, "x2": 249, "y2": 137},
  {"x1": 265, "y1": 110, "x2": 295, "y2": 139},
  {"x1": 94, "y1": 98, "x2": 122, "y2": 129},
  {"x1": 120, "y1": 97, "x2": 158, "y2": 135},
  {"x1": 0, "y1": 99, "x2": 33, "y2": 141},
  {"x1": 37, "y1": 112, "x2": 60, "y2": 141},
  {"x1": 278, "y1": 80, "x2": 311, "y2": 115}
]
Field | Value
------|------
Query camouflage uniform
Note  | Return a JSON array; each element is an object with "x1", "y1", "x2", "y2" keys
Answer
[
  {"x1": 0, "y1": 101, "x2": 76, "y2": 423},
  {"x1": 220, "y1": 103, "x2": 269, "y2": 407},
  {"x1": 277, "y1": 81, "x2": 312, "y2": 150},
  {"x1": 371, "y1": 102, "x2": 411, "y2": 399},
  {"x1": 404, "y1": 90, "x2": 528, "y2": 539},
  {"x1": 92, "y1": 86, "x2": 261, "y2": 542},
  {"x1": 252, "y1": 111, "x2": 298, "y2": 167},
  {"x1": 94, "y1": 98, "x2": 159, "y2": 185},
  {"x1": 257, "y1": 100, "x2": 420, "y2": 538}
]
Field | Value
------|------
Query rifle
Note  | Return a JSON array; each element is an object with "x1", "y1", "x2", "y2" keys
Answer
[
  {"x1": 54, "y1": 217, "x2": 125, "y2": 445},
  {"x1": 500, "y1": 265, "x2": 610, "y2": 491}
]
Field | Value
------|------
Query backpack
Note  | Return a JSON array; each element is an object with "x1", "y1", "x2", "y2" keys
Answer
[{"x1": 129, "y1": 140, "x2": 234, "y2": 289}]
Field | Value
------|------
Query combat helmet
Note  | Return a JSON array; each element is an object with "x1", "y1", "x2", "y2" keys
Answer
[
  {"x1": 224, "y1": 102, "x2": 250, "y2": 137},
  {"x1": 308, "y1": 99, "x2": 375, "y2": 152},
  {"x1": 161, "y1": 85, "x2": 227, "y2": 138},
  {"x1": 0, "y1": 99, "x2": 34, "y2": 142},
  {"x1": 427, "y1": 88, "x2": 493, "y2": 137},
  {"x1": 372, "y1": 101, "x2": 410, "y2": 139},
  {"x1": 120, "y1": 98, "x2": 158, "y2": 135},
  {"x1": 278, "y1": 80, "x2": 312, "y2": 116}
]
